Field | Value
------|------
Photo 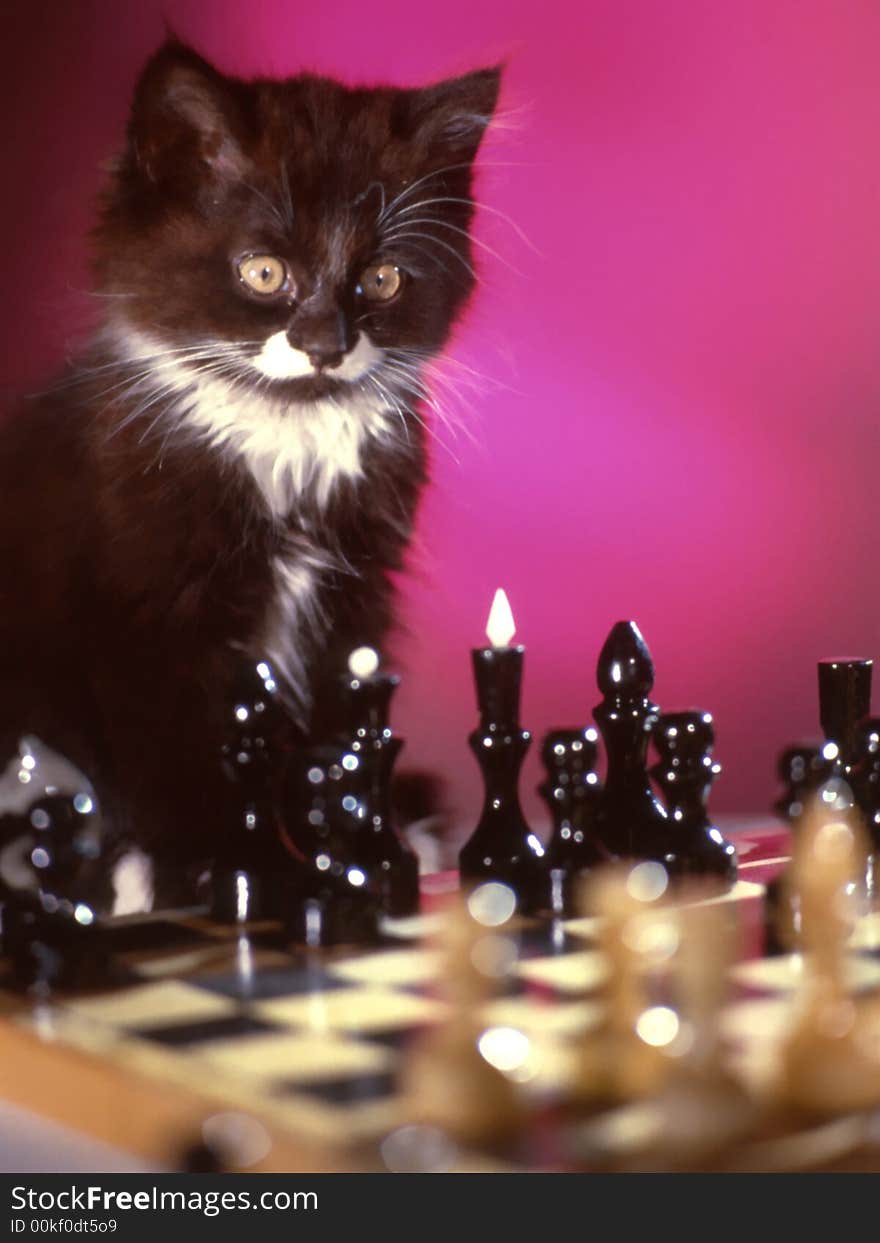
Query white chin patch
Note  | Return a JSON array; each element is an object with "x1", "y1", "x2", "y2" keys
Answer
[{"x1": 252, "y1": 331, "x2": 382, "y2": 382}]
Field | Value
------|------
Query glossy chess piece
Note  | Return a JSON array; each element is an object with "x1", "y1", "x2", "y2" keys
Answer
[
  {"x1": 818, "y1": 657, "x2": 873, "y2": 783},
  {"x1": 459, "y1": 645, "x2": 551, "y2": 916},
  {"x1": 774, "y1": 743, "x2": 825, "y2": 824},
  {"x1": 650, "y1": 711, "x2": 737, "y2": 887},
  {"x1": 282, "y1": 745, "x2": 380, "y2": 946},
  {"x1": 0, "y1": 737, "x2": 113, "y2": 991},
  {"x1": 538, "y1": 728, "x2": 605, "y2": 913},
  {"x1": 341, "y1": 655, "x2": 419, "y2": 916},
  {"x1": 211, "y1": 659, "x2": 293, "y2": 923},
  {"x1": 855, "y1": 717, "x2": 880, "y2": 849},
  {"x1": 591, "y1": 621, "x2": 673, "y2": 864}
]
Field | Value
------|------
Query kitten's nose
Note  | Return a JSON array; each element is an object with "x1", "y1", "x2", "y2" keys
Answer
[{"x1": 287, "y1": 309, "x2": 351, "y2": 371}]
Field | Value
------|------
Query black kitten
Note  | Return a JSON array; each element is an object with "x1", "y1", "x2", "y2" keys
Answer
[{"x1": 0, "y1": 41, "x2": 500, "y2": 860}]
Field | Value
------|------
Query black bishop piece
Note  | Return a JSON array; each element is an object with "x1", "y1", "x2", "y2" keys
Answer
[
  {"x1": 591, "y1": 620, "x2": 670, "y2": 862},
  {"x1": 591, "y1": 620, "x2": 736, "y2": 883}
]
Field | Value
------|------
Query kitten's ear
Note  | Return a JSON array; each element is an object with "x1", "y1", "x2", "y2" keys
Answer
[
  {"x1": 128, "y1": 41, "x2": 248, "y2": 185},
  {"x1": 410, "y1": 66, "x2": 502, "y2": 163}
]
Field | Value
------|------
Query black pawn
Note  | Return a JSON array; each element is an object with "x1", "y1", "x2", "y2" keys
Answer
[
  {"x1": 650, "y1": 710, "x2": 737, "y2": 886},
  {"x1": 591, "y1": 621, "x2": 671, "y2": 862},
  {"x1": 773, "y1": 743, "x2": 825, "y2": 824},
  {"x1": 539, "y1": 727, "x2": 605, "y2": 876},
  {"x1": 343, "y1": 668, "x2": 419, "y2": 916},
  {"x1": 459, "y1": 647, "x2": 550, "y2": 915},
  {"x1": 211, "y1": 660, "x2": 292, "y2": 923},
  {"x1": 0, "y1": 739, "x2": 112, "y2": 992}
]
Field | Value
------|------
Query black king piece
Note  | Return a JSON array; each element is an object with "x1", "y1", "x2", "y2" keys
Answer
[
  {"x1": 817, "y1": 656, "x2": 879, "y2": 848},
  {"x1": 459, "y1": 591, "x2": 550, "y2": 915},
  {"x1": 817, "y1": 657, "x2": 872, "y2": 786}
]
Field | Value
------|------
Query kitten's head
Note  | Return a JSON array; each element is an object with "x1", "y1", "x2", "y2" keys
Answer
[{"x1": 94, "y1": 41, "x2": 500, "y2": 407}]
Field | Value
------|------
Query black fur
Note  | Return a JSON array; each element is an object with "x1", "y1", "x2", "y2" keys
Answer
[{"x1": 0, "y1": 41, "x2": 500, "y2": 862}]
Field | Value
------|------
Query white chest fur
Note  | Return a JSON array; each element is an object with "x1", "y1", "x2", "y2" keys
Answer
[
  {"x1": 183, "y1": 375, "x2": 393, "y2": 515},
  {"x1": 262, "y1": 548, "x2": 329, "y2": 710},
  {"x1": 112, "y1": 324, "x2": 394, "y2": 517},
  {"x1": 108, "y1": 324, "x2": 401, "y2": 707}
]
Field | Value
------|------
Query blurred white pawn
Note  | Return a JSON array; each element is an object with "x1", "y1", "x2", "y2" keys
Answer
[{"x1": 777, "y1": 791, "x2": 880, "y2": 1113}]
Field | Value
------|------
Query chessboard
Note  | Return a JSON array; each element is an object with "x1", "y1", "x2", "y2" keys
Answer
[{"x1": 3, "y1": 819, "x2": 880, "y2": 1174}]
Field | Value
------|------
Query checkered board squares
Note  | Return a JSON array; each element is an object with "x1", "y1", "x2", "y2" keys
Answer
[
  {"x1": 482, "y1": 996, "x2": 602, "y2": 1039},
  {"x1": 515, "y1": 950, "x2": 608, "y2": 995},
  {"x1": 733, "y1": 953, "x2": 880, "y2": 994},
  {"x1": 17, "y1": 831, "x2": 877, "y2": 1164},
  {"x1": 326, "y1": 947, "x2": 443, "y2": 988},
  {"x1": 65, "y1": 980, "x2": 237, "y2": 1029},
  {"x1": 199, "y1": 1031, "x2": 394, "y2": 1084},
  {"x1": 252, "y1": 987, "x2": 445, "y2": 1032},
  {"x1": 193, "y1": 961, "x2": 356, "y2": 1001}
]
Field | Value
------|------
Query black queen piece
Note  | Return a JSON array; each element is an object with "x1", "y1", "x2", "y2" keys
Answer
[
  {"x1": 459, "y1": 589, "x2": 550, "y2": 915},
  {"x1": 340, "y1": 646, "x2": 420, "y2": 916}
]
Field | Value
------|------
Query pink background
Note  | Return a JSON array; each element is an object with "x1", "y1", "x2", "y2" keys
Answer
[{"x1": 3, "y1": 1, "x2": 880, "y2": 832}]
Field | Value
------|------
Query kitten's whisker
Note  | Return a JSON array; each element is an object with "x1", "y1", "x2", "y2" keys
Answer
[
  {"x1": 104, "y1": 357, "x2": 245, "y2": 442},
  {"x1": 377, "y1": 161, "x2": 526, "y2": 227},
  {"x1": 377, "y1": 163, "x2": 475, "y2": 225},
  {"x1": 65, "y1": 342, "x2": 257, "y2": 388},
  {"x1": 381, "y1": 358, "x2": 480, "y2": 446},
  {"x1": 382, "y1": 216, "x2": 520, "y2": 274},
  {"x1": 384, "y1": 197, "x2": 540, "y2": 255},
  {"x1": 380, "y1": 232, "x2": 479, "y2": 280},
  {"x1": 279, "y1": 160, "x2": 295, "y2": 231},
  {"x1": 240, "y1": 180, "x2": 289, "y2": 233},
  {"x1": 80, "y1": 349, "x2": 247, "y2": 404},
  {"x1": 70, "y1": 287, "x2": 141, "y2": 301},
  {"x1": 390, "y1": 345, "x2": 512, "y2": 398},
  {"x1": 134, "y1": 362, "x2": 244, "y2": 447},
  {"x1": 367, "y1": 368, "x2": 461, "y2": 463},
  {"x1": 379, "y1": 361, "x2": 472, "y2": 448},
  {"x1": 364, "y1": 375, "x2": 411, "y2": 446}
]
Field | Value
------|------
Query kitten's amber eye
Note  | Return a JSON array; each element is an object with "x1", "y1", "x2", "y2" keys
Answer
[
  {"x1": 236, "y1": 254, "x2": 289, "y2": 296},
  {"x1": 358, "y1": 263, "x2": 402, "y2": 302}
]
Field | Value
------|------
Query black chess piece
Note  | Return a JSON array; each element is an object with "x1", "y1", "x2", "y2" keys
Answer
[
  {"x1": 815, "y1": 656, "x2": 875, "y2": 866},
  {"x1": 0, "y1": 738, "x2": 114, "y2": 991},
  {"x1": 211, "y1": 659, "x2": 294, "y2": 923},
  {"x1": 773, "y1": 743, "x2": 825, "y2": 824},
  {"x1": 817, "y1": 657, "x2": 872, "y2": 782},
  {"x1": 538, "y1": 728, "x2": 605, "y2": 907},
  {"x1": 459, "y1": 645, "x2": 551, "y2": 915},
  {"x1": 591, "y1": 621, "x2": 673, "y2": 863},
  {"x1": 854, "y1": 716, "x2": 880, "y2": 850},
  {"x1": 282, "y1": 745, "x2": 381, "y2": 946},
  {"x1": 341, "y1": 663, "x2": 420, "y2": 916},
  {"x1": 650, "y1": 710, "x2": 737, "y2": 887}
]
